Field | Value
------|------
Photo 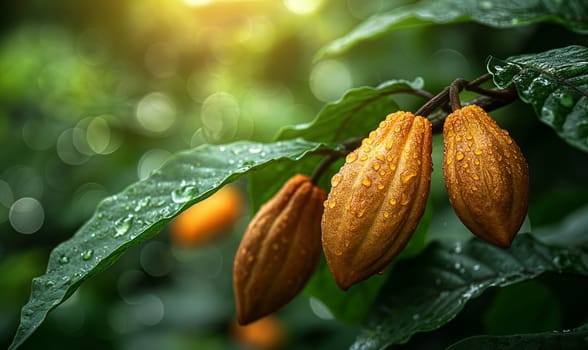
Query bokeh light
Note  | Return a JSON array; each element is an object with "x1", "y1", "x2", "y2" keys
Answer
[
  {"x1": 136, "y1": 92, "x2": 177, "y2": 134},
  {"x1": 284, "y1": 0, "x2": 324, "y2": 15},
  {"x1": 310, "y1": 59, "x2": 353, "y2": 102},
  {"x1": 200, "y1": 92, "x2": 240, "y2": 142},
  {"x1": 9, "y1": 197, "x2": 44, "y2": 234}
]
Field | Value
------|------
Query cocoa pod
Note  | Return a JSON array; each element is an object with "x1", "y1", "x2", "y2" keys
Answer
[
  {"x1": 322, "y1": 111, "x2": 432, "y2": 290},
  {"x1": 443, "y1": 104, "x2": 529, "y2": 247},
  {"x1": 233, "y1": 174, "x2": 325, "y2": 324}
]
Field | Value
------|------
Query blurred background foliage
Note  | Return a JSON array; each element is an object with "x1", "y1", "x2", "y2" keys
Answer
[{"x1": 2, "y1": 0, "x2": 588, "y2": 349}]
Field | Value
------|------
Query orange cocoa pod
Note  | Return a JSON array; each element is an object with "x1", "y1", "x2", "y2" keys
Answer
[
  {"x1": 322, "y1": 111, "x2": 432, "y2": 290},
  {"x1": 443, "y1": 104, "x2": 529, "y2": 247},
  {"x1": 170, "y1": 185, "x2": 243, "y2": 246},
  {"x1": 233, "y1": 174, "x2": 325, "y2": 324}
]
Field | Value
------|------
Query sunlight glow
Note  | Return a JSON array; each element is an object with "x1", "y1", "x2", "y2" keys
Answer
[
  {"x1": 284, "y1": 0, "x2": 323, "y2": 15},
  {"x1": 183, "y1": 0, "x2": 216, "y2": 7}
]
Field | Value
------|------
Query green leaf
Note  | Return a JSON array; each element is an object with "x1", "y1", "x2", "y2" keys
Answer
[
  {"x1": 277, "y1": 78, "x2": 422, "y2": 143},
  {"x1": 482, "y1": 280, "x2": 561, "y2": 334},
  {"x1": 446, "y1": 323, "x2": 588, "y2": 350},
  {"x1": 488, "y1": 45, "x2": 588, "y2": 152},
  {"x1": 9, "y1": 138, "x2": 336, "y2": 350},
  {"x1": 319, "y1": 0, "x2": 588, "y2": 58},
  {"x1": 350, "y1": 230, "x2": 588, "y2": 350}
]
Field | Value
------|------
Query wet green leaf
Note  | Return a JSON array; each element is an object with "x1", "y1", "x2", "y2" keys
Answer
[
  {"x1": 9, "y1": 138, "x2": 336, "y2": 350},
  {"x1": 488, "y1": 45, "x2": 588, "y2": 152},
  {"x1": 277, "y1": 78, "x2": 422, "y2": 143},
  {"x1": 446, "y1": 323, "x2": 588, "y2": 350},
  {"x1": 319, "y1": 0, "x2": 588, "y2": 58},
  {"x1": 351, "y1": 207, "x2": 588, "y2": 350}
]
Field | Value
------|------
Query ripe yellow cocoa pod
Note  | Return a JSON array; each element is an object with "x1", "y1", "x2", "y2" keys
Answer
[
  {"x1": 443, "y1": 104, "x2": 529, "y2": 247},
  {"x1": 322, "y1": 111, "x2": 432, "y2": 290},
  {"x1": 233, "y1": 174, "x2": 325, "y2": 325}
]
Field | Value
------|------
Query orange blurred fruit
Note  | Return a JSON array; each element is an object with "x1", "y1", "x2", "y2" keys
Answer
[
  {"x1": 231, "y1": 315, "x2": 285, "y2": 350},
  {"x1": 170, "y1": 185, "x2": 244, "y2": 246}
]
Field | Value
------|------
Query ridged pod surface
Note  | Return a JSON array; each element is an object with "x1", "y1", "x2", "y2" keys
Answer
[
  {"x1": 233, "y1": 174, "x2": 325, "y2": 324},
  {"x1": 322, "y1": 111, "x2": 432, "y2": 290},
  {"x1": 443, "y1": 104, "x2": 529, "y2": 247}
]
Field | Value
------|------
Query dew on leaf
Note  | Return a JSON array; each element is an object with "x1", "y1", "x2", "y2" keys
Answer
[
  {"x1": 134, "y1": 197, "x2": 151, "y2": 212},
  {"x1": 248, "y1": 146, "x2": 262, "y2": 154},
  {"x1": 114, "y1": 215, "x2": 134, "y2": 237},
  {"x1": 81, "y1": 249, "x2": 94, "y2": 260},
  {"x1": 171, "y1": 185, "x2": 198, "y2": 203},
  {"x1": 59, "y1": 255, "x2": 69, "y2": 265}
]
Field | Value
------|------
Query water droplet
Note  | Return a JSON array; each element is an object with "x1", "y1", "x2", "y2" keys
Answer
[
  {"x1": 360, "y1": 154, "x2": 368, "y2": 161},
  {"x1": 389, "y1": 164, "x2": 397, "y2": 171},
  {"x1": 454, "y1": 242, "x2": 462, "y2": 254},
  {"x1": 345, "y1": 152, "x2": 356, "y2": 163},
  {"x1": 357, "y1": 209, "x2": 365, "y2": 218},
  {"x1": 385, "y1": 140, "x2": 394, "y2": 150},
  {"x1": 400, "y1": 194, "x2": 410, "y2": 206},
  {"x1": 455, "y1": 135, "x2": 462, "y2": 142},
  {"x1": 474, "y1": 159, "x2": 480, "y2": 165},
  {"x1": 361, "y1": 145, "x2": 371, "y2": 153},
  {"x1": 466, "y1": 135, "x2": 473, "y2": 140},
  {"x1": 171, "y1": 185, "x2": 198, "y2": 203},
  {"x1": 394, "y1": 126, "x2": 401, "y2": 132},
  {"x1": 362, "y1": 178, "x2": 372, "y2": 187},
  {"x1": 248, "y1": 146, "x2": 262, "y2": 154},
  {"x1": 377, "y1": 184, "x2": 385, "y2": 190},
  {"x1": 389, "y1": 199, "x2": 397, "y2": 205},
  {"x1": 373, "y1": 163, "x2": 381, "y2": 171},
  {"x1": 114, "y1": 215, "x2": 134, "y2": 237},
  {"x1": 376, "y1": 154, "x2": 385, "y2": 162},
  {"x1": 45, "y1": 280, "x2": 56, "y2": 287},
  {"x1": 474, "y1": 149, "x2": 482, "y2": 155},
  {"x1": 379, "y1": 121, "x2": 387, "y2": 128},
  {"x1": 328, "y1": 200, "x2": 336, "y2": 209},
  {"x1": 331, "y1": 174, "x2": 342, "y2": 187},
  {"x1": 401, "y1": 171, "x2": 417, "y2": 183},
  {"x1": 473, "y1": 175, "x2": 479, "y2": 180},
  {"x1": 505, "y1": 138, "x2": 513, "y2": 145},
  {"x1": 456, "y1": 152, "x2": 465, "y2": 161},
  {"x1": 59, "y1": 255, "x2": 69, "y2": 265},
  {"x1": 447, "y1": 157, "x2": 453, "y2": 165},
  {"x1": 383, "y1": 211, "x2": 390, "y2": 218},
  {"x1": 81, "y1": 249, "x2": 94, "y2": 260},
  {"x1": 462, "y1": 163, "x2": 468, "y2": 168},
  {"x1": 473, "y1": 264, "x2": 480, "y2": 271},
  {"x1": 134, "y1": 197, "x2": 151, "y2": 212}
]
